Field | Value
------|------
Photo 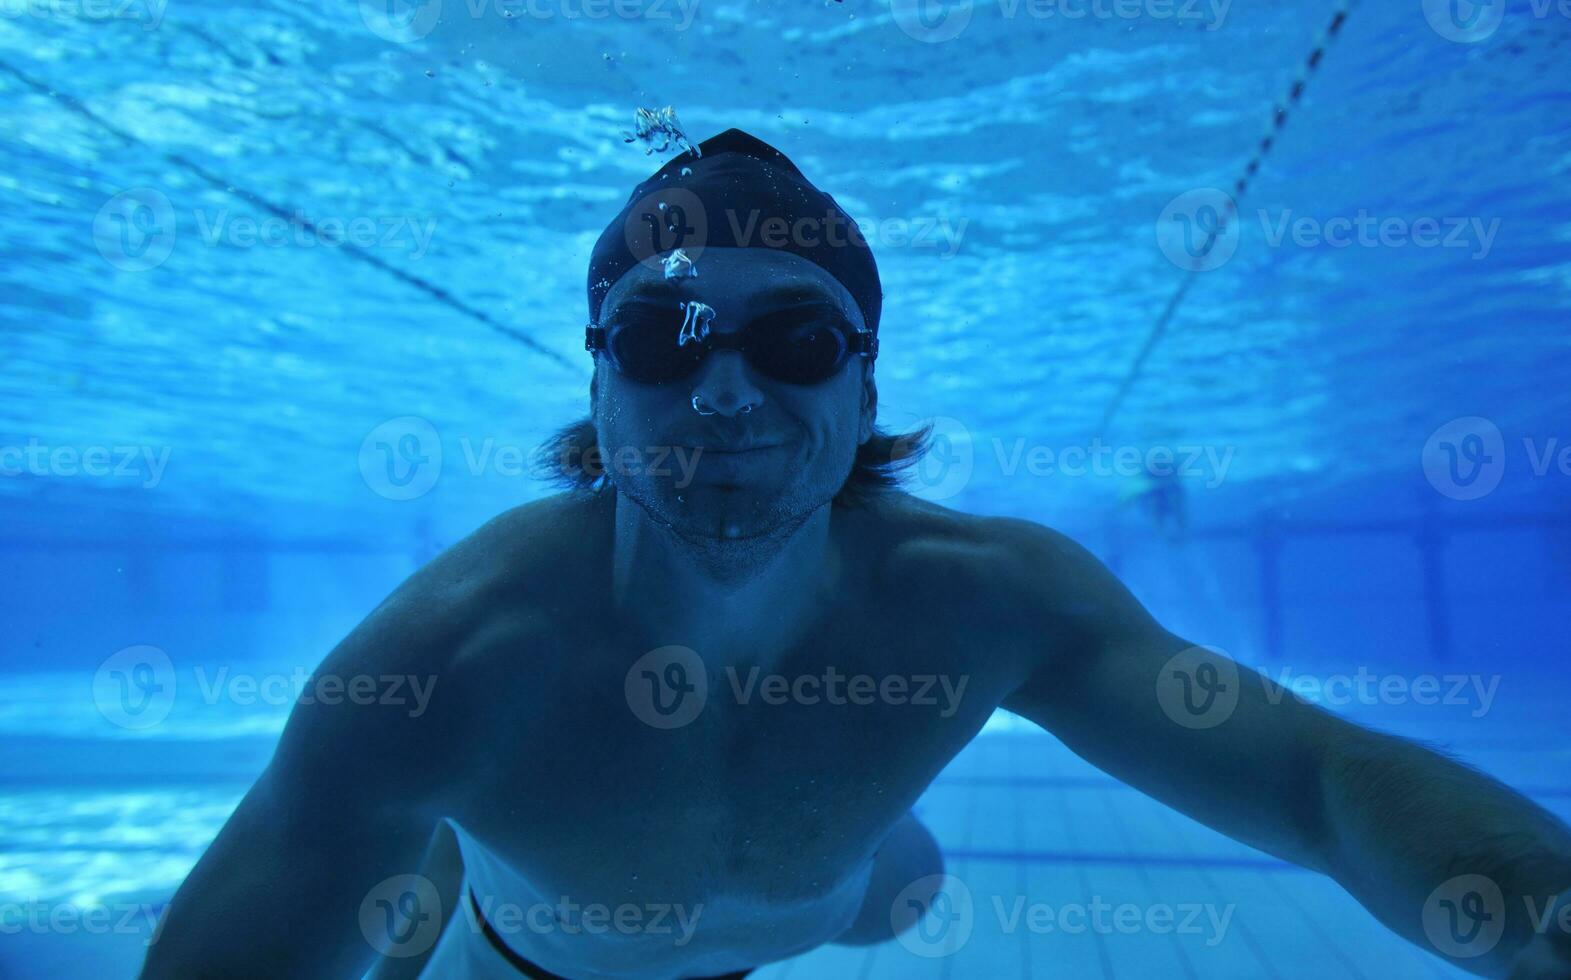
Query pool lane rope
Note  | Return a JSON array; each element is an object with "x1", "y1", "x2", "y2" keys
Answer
[
  {"x1": 1094, "y1": 1, "x2": 1356, "y2": 436},
  {"x1": 0, "y1": 57, "x2": 576, "y2": 371},
  {"x1": 3, "y1": 3, "x2": 1354, "y2": 398}
]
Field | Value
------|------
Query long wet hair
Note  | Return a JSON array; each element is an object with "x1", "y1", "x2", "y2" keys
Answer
[{"x1": 534, "y1": 415, "x2": 934, "y2": 509}]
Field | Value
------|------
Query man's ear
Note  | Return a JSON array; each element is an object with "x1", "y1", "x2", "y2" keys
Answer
[
  {"x1": 858, "y1": 367, "x2": 878, "y2": 445},
  {"x1": 589, "y1": 361, "x2": 600, "y2": 419}
]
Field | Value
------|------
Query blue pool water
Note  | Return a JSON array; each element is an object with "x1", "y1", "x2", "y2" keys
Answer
[{"x1": 3, "y1": 0, "x2": 1571, "y2": 977}]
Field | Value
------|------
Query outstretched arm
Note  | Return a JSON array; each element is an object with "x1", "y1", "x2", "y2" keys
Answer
[
  {"x1": 139, "y1": 578, "x2": 469, "y2": 979},
  {"x1": 996, "y1": 522, "x2": 1571, "y2": 979}
]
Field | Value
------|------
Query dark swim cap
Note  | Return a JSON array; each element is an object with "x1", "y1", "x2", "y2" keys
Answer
[{"x1": 587, "y1": 128, "x2": 883, "y2": 335}]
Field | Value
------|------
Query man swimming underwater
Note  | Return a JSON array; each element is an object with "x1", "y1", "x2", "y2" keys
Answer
[{"x1": 141, "y1": 129, "x2": 1571, "y2": 979}]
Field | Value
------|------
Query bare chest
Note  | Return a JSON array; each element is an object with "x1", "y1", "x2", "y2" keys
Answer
[{"x1": 455, "y1": 602, "x2": 1002, "y2": 910}]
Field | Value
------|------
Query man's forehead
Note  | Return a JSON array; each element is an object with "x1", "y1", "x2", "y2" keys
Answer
[
  {"x1": 614, "y1": 278, "x2": 841, "y2": 308},
  {"x1": 602, "y1": 249, "x2": 862, "y2": 324}
]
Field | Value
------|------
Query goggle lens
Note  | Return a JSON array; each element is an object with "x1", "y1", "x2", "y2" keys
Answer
[{"x1": 601, "y1": 307, "x2": 859, "y2": 385}]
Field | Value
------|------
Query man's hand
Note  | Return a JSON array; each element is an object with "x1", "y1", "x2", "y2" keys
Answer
[{"x1": 1508, "y1": 890, "x2": 1571, "y2": 979}]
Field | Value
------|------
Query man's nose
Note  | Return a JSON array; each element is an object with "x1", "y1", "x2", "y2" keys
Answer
[{"x1": 690, "y1": 349, "x2": 765, "y2": 417}]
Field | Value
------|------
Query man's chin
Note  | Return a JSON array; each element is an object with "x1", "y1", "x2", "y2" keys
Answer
[
  {"x1": 627, "y1": 478, "x2": 809, "y2": 542},
  {"x1": 671, "y1": 484, "x2": 789, "y2": 541}
]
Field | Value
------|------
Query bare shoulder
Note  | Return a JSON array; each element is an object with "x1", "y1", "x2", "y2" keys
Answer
[
  {"x1": 354, "y1": 491, "x2": 606, "y2": 662},
  {"x1": 271, "y1": 492, "x2": 607, "y2": 793},
  {"x1": 852, "y1": 492, "x2": 1100, "y2": 599},
  {"x1": 850, "y1": 493, "x2": 1158, "y2": 664}
]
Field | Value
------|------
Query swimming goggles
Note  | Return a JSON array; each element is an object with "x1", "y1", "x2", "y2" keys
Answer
[{"x1": 586, "y1": 302, "x2": 878, "y2": 386}]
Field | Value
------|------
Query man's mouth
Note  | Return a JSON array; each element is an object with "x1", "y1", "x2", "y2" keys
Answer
[{"x1": 698, "y1": 444, "x2": 784, "y2": 455}]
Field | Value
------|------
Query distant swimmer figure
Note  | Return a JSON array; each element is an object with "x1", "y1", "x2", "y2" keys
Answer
[
  {"x1": 142, "y1": 129, "x2": 1571, "y2": 980},
  {"x1": 1120, "y1": 458, "x2": 1188, "y2": 542}
]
